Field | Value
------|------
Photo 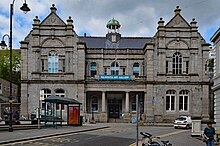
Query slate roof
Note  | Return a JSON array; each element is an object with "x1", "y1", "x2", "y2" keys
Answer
[{"x1": 80, "y1": 37, "x2": 151, "y2": 49}]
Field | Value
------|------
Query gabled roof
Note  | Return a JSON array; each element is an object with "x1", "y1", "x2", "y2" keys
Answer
[
  {"x1": 40, "y1": 12, "x2": 66, "y2": 26},
  {"x1": 165, "y1": 13, "x2": 190, "y2": 28},
  {"x1": 44, "y1": 95, "x2": 81, "y2": 104},
  {"x1": 210, "y1": 28, "x2": 220, "y2": 42},
  {"x1": 80, "y1": 37, "x2": 151, "y2": 49}
]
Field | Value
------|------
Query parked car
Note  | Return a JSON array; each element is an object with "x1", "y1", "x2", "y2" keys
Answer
[
  {"x1": 0, "y1": 117, "x2": 2, "y2": 122},
  {"x1": 174, "y1": 116, "x2": 192, "y2": 129}
]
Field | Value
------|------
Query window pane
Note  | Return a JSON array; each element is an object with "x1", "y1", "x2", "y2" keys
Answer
[
  {"x1": 184, "y1": 96, "x2": 188, "y2": 111},
  {"x1": 166, "y1": 96, "x2": 170, "y2": 110},
  {"x1": 179, "y1": 96, "x2": 183, "y2": 111},
  {"x1": 171, "y1": 96, "x2": 175, "y2": 110}
]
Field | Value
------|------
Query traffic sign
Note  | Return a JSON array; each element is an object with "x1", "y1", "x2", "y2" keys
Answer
[
  {"x1": 152, "y1": 99, "x2": 155, "y2": 103},
  {"x1": 152, "y1": 105, "x2": 155, "y2": 109}
]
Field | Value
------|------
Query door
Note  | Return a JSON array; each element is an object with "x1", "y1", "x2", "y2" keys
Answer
[
  {"x1": 108, "y1": 104, "x2": 119, "y2": 118},
  {"x1": 108, "y1": 98, "x2": 121, "y2": 119}
]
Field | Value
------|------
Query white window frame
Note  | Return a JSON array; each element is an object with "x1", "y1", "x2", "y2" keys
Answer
[
  {"x1": 41, "y1": 89, "x2": 51, "y2": 110},
  {"x1": 48, "y1": 51, "x2": 58, "y2": 73},
  {"x1": 179, "y1": 90, "x2": 189, "y2": 112},
  {"x1": 55, "y1": 89, "x2": 65, "y2": 111},
  {"x1": 172, "y1": 52, "x2": 182, "y2": 74},
  {"x1": 166, "y1": 90, "x2": 176, "y2": 112}
]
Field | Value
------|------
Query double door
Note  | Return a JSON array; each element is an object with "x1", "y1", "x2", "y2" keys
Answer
[{"x1": 108, "y1": 98, "x2": 122, "y2": 119}]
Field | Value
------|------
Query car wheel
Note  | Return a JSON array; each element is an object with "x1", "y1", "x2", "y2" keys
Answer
[{"x1": 174, "y1": 126, "x2": 178, "y2": 129}]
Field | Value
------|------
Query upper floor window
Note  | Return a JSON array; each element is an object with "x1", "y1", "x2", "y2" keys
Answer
[
  {"x1": 55, "y1": 89, "x2": 65, "y2": 110},
  {"x1": 41, "y1": 59, "x2": 44, "y2": 72},
  {"x1": 48, "y1": 51, "x2": 58, "y2": 73},
  {"x1": 104, "y1": 67, "x2": 107, "y2": 75},
  {"x1": 90, "y1": 62, "x2": 97, "y2": 77},
  {"x1": 172, "y1": 52, "x2": 182, "y2": 74},
  {"x1": 133, "y1": 63, "x2": 140, "y2": 76},
  {"x1": 166, "y1": 90, "x2": 176, "y2": 111},
  {"x1": 179, "y1": 90, "x2": 189, "y2": 111},
  {"x1": 186, "y1": 61, "x2": 189, "y2": 74},
  {"x1": 111, "y1": 61, "x2": 119, "y2": 75},
  {"x1": 61, "y1": 59, "x2": 65, "y2": 72}
]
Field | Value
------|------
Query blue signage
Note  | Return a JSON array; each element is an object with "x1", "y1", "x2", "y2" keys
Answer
[
  {"x1": 152, "y1": 99, "x2": 155, "y2": 103},
  {"x1": 95, "y1": 75, "x2": 135, "y2": 81}
]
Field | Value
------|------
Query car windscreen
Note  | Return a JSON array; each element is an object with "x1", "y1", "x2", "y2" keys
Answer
[{"x1": 176, "y1": 117, "x2": 186, "y2": 121}]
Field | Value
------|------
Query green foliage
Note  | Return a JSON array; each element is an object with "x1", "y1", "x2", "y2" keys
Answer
[{"x1": 0, "y1": 48, "x2": 21, "y2": 96}]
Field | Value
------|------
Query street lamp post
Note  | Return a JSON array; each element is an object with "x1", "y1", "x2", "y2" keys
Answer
[{"x1": 0, "y1": 0, "x2": 30, "y2": 132}]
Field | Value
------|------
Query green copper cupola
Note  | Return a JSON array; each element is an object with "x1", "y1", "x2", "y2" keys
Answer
[{"x1": 106, "y1": 18, "x2": 121, "y2": 34}]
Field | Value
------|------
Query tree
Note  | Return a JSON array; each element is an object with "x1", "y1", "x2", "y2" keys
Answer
[{"x1": 0, "y1": 49, "x2": 21, "y2": 96}]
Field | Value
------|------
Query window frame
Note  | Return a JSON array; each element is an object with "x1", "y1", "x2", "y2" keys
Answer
[
  {"x1": 133, "y1": 63, "x2": 140, "y2": 76},
  {"x1": 41, "y1": 89, "x2": 52, "y2": 110},
  {"x1": 55, "y1": 89, "x2": 65, "y2": 110},
  {"x1": 111, "y1": 61, "x2": 119, "y2": 75},
  {"x1": 91, "y1": 96, "x2": 98, "y2": 112},
  {"x1": 172, "y1": 52, "x2": 182, "y2": 75},
  {"x1": 48, "y1": 51, "x2": 58, "y2": 73},
  {"x1": 90, "y1": 62, "x2": 97, "y2": 77},
  {"x1": 179, "y1": 90, "x2": 189, "y2": 112},
  {"x1": 166, "y1": 90, "x2": 176, "y2": 112}
]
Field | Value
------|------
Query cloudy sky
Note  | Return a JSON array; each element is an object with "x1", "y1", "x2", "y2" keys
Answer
[{"x1": 0, "y1": 0, "x2": 219, "y2": 48}]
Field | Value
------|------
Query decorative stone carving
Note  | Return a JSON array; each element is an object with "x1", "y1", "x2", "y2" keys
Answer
[{"x1": 41, "y1": 38, "x2": 64, "y2": 48}]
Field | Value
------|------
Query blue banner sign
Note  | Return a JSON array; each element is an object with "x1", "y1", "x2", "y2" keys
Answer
[{"x1": 95, "y1": 75, "x2": 135, "y2": 81}]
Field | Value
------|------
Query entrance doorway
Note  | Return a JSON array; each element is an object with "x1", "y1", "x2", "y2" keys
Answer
[{"x1": 108, "y1": 98, "x2": 121, "y2": 118}]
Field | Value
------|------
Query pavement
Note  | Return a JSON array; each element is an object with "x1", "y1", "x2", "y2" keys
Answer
[
  {"x1": 0, "y1": 122, "x2": 208, "y2": 146},
  {"x1": 0, "y1": 123, "x2": 109, "y2": 145}
]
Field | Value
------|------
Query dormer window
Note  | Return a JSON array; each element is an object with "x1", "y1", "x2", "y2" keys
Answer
[{"x1": 112, "y1": 35, "x2": 116, "y2": 42}]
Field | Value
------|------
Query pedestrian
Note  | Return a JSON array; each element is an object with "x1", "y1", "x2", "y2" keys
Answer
[
  {"x1": 203, "y1": 121, "x2": 215, "y2": 146},
  {"x1": 3, "y1": 108, "x2": 9, "y2": 120}
]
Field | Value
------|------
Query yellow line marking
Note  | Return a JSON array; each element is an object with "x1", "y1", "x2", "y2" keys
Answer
[{"x1": 129, "y1": 130, "x2": 187, "y2": 146}]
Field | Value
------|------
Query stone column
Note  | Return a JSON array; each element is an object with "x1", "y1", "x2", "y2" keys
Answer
[
  {"x1": 125, "y1": 92, "x2": 129, "y2": 113},
  {"x1": 102, "y1": 91, "x2": 106, "y2": 112}
]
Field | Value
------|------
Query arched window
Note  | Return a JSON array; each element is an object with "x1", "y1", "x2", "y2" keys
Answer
[
  {"x1": 55, "y1": 89, "x2": 65, "y2": 110},
  {"x1": 48, "y1": 51, "x2": 58, "y2": 73},
  {"x1": 91, "y1": 96, "x2": 98, "y2": 111},
  {"x1": 133, "y1": 63, "x2": 140, "y2": 76},
  {"x1": 166, "y1": 90, "x2": 176, "y2": 111},
  {"x1": 111, "y1": 61, "x2": 119, "y2": 75},
  {"x1": 40, "y1": 89, "x2": 51, "y2": 110},
  {"x1": 179, "y1": 90, "x2": 189, "y2": 111},
  {"x1": 172, "y1": 52, "x2": 182, "y2": 74},
  {"x1": 90, "y1": 62, "x2": 97, "y2": 77}
]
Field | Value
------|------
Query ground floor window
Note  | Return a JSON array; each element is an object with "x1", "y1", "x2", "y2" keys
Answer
[
  {"x1": 179, "y1": 90, "x2": 189, "y2": 111},
  {"x1": 91, "y1": 96, "x2": 98, "y2": 112},
  {"x1": 166, "y1": 90, "x2": 176, "y2": 111},
  {"x1": 40, "y1": 89, "x2": 51, "y2": 110},
  {"x1": 55, "y1": 89, "x2": 65, "y2": 110}
]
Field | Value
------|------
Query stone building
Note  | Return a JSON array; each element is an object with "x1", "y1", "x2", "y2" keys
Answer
[
  {"x1": 211, "y1": 28, "x2": 220, "y2": 129},
  {"x1": 20, "y1": 5, "x2": 210, "y2": 122}
]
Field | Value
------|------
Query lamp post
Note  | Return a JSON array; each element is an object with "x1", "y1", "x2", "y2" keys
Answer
[{"x1": 0, "y1": 0, "x2": 30, "y2": 132}]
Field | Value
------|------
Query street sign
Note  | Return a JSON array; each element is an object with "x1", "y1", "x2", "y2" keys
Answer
[{"x1": 152, "y1": 99, "x2": 155, "y2": 103}]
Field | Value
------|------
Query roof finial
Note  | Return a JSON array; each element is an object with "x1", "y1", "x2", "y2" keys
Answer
[
  {"x1": 50, "y1": 4, "x2": 57, "y2": 13},
  {"x1": 174, "y1": 6, "x2": 181, "y2": 15}
]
